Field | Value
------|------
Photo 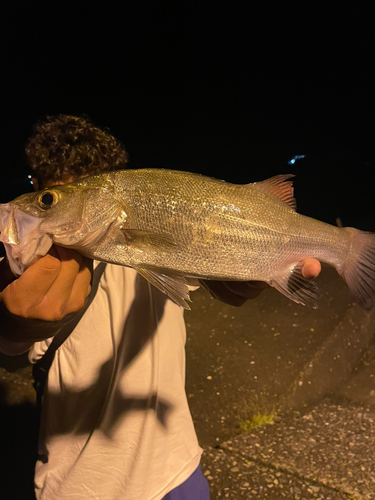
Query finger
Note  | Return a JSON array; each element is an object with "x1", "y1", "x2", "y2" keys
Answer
[
  {"x1": 42, "y1": 247, "x2": 83, "y2": 308},
  {"x1": 64, "y1": 257, "x2": 93, "y2": 314},
  {"x1": 302, "y1": 258, "x2": 321, "y2": 279},
  {"x1": 3, "y1": 252, "x2": 62, "y2": 313}
]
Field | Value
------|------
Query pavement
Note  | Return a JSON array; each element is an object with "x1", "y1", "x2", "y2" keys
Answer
[{"x1": 1, "y1": 264, "x2": 375, "y2": 499}]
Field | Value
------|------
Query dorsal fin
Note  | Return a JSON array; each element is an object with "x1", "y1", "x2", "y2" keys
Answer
[{"x1": 252, "y1": 174, "x2": 296, "y2": 210}]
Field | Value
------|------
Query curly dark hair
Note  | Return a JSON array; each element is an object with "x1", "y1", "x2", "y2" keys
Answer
[{"x1": 25, "y1": 114, "x2": 128, "y2": 184}]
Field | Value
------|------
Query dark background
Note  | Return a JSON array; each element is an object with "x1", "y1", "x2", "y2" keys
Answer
[{"x1": 0, "y1": 1, "x2": 374, "y2": 228}]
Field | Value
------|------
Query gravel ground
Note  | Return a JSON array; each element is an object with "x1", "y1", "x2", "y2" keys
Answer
[
  {"x1": 201, "y1": 399, "x2": 375, "y2": 499},
  {"x1": 201, "y1": 446, "x2": 349, "y2": 499}
]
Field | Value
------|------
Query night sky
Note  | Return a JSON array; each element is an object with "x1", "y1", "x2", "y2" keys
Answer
[{"x1": 1, "y1": 2, "x2": 374, "y2": 229}]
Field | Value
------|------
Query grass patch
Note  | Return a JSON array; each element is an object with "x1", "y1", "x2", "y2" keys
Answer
[{"x1": 239, "y1": 412, "x2": 276, "y2": 432}]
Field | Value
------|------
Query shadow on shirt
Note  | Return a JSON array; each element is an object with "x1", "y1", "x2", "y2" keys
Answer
[
  {"x1": 0, "y1": 270, "x2": 173, "y2": 495},
  {"x1": 38, "y1": 271, "x2": 172, "y2": 446}
]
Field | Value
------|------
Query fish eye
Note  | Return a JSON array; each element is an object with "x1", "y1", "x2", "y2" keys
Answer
[{"x1": 37, "y1": 190, "x2": 59, "y2": 209}]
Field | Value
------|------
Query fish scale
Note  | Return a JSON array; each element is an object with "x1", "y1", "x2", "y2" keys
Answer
[
  {"x1": 1, "y1": 168, "x2": 375, "y2": 310},
  {"x1": 109, "y1": 170, "x2": 341, "y2": 279}
]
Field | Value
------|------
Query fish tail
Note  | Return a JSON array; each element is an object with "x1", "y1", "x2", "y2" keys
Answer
[{"x1": 339, "y1": 227, "x2": 375, "y2": 310}]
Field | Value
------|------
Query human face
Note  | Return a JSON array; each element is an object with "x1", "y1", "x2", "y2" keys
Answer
[{"x1": 32, "y1": 175, "x2": 87, "y2": 191}]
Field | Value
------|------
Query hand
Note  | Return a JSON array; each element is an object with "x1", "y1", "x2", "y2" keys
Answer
[
  {"x1": 200, "y1": 258, "x2": 322, "y2": 306},
  {"x1": 1, "y1": 246, "x2": 92, "y2": 322}
]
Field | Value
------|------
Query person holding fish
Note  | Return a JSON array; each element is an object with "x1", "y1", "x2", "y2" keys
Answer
[{"x1": 0, "y1": 115, "x2": 323, "y2": 500}]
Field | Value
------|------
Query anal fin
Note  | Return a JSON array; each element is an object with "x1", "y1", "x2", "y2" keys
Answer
[{"x1": 270, "y1": 262, "x2": 319, "y2": 308}]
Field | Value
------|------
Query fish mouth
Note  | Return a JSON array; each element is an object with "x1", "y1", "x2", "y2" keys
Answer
[{"x1": 0, "y1": 203, "x2": 53, "y2": 275}]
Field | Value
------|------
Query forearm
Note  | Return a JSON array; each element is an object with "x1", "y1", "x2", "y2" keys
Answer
[
  {"x1": 0, "y1": 258, "x2": 62, "y2": 353},
  {"x1": 0, "y1": 336, "x2": 35, "y2": 356},
  {"x1": 0, "y1": 299, "x2": 66, "y2": 355},
  {"x1": 0, "y1": 259, "x2": 35, "y2": 354}
]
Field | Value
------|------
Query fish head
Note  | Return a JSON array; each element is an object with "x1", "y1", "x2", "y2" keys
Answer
[
  {"x1": 0, "y1": 174, "x2": 119, "y2": 275},
  {"x1": 0, "y1": 197, "x2": 54, "y2": 275}
]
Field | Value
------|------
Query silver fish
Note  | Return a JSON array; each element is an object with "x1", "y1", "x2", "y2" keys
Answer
[{"x1": 1, "y1": 169, "x2": 375, "y2": 310}]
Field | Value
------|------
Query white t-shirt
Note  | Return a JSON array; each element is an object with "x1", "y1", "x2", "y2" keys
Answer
[{"x1": 29, "y1": 263, "x2": 202, "y2": 500}]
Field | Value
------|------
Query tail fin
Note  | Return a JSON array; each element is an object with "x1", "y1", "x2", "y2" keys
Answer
[{"x1": 340, "y1": 227, "x2": 375, "y2": 310}]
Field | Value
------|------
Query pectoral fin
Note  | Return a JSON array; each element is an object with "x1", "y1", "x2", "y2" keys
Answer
[
  {"x1": 122, "y1": 229, "x2": 179, "y2": 252},
  {"x1": 270, "y1": 262, "x2": 319, "y2": 308},
  {"x1": 135, "y1": 266, "x2": 192, "y2": 309}
]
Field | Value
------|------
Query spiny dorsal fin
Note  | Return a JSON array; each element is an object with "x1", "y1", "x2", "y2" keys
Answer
[{"x1": 253, "y1": 174, "x2": 296, "y2": 210}]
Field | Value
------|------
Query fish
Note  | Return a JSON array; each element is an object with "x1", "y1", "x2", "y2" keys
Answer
[{"x1": 1, "y1": 168, "x2": 375, "y2": 310}]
